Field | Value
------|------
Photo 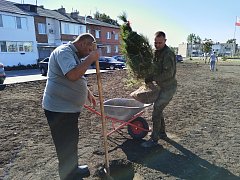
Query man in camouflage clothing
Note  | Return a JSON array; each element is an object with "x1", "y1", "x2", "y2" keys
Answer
[{"x1": 142, "y1": 31, "x2": 177, "y2": 148}]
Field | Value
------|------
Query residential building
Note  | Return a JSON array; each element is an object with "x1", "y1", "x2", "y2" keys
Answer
[
  {"x1": 178, "y1": 42, "x2": 237, "y2": 57},
  {"x1": 178, "y1": 43, "x2": 203, "y2": 57},
  {"x1": 0, "y1": 0, "x2": 38, "y2": 66},
  {"x1": 65, "y1": 13, "x2": 120, "y2": 57},
  {"x1": 0, "y1": 0, "x2": 121, "y2": 67},
  {"x1": 212, "y1": 42, "x2": 236, "y2": 56}
]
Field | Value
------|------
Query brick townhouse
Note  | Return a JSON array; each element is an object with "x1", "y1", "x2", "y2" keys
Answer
[{"x1": 0, "y1": 0, "x2": 121, "y2": 66}]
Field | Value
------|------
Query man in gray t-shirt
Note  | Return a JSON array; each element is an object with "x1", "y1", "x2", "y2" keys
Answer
[{"x1": 42, "y1": 33, "x2": 99, "y2": 179}]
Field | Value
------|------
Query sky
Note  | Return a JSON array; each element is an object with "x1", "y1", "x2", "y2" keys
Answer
[{"x1": 8, "y1": 0, "x2": 240, "y2": 47}]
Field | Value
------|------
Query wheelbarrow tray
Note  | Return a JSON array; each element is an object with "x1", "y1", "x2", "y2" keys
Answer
[{"x1": 103, "y1": 98, "x2": 151, "y2": 121}]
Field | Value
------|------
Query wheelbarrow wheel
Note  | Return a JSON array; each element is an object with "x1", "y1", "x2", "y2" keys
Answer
[{"x1": 127, "y1": 117, "x2": 149, "y2": 140}]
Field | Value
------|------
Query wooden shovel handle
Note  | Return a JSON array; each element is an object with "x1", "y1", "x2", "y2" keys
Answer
[{"x1": 95, "y1": 58, "x2": 110, "y2": 174}]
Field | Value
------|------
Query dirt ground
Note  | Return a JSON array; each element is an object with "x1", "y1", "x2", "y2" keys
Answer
[{"x1": 0, "y1": 60, "x2": 240, "y2": 180}]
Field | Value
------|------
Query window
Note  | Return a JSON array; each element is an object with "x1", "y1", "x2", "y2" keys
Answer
[
  {"x1": 95, "y1": 30, "x2": 101, "y2": 38},
  {"x1": 20, "y1": 17, "x2": 27, "y2": 30},
  {"x1": 61, "y1": 22, "x2": 84, "y2": 35},
  {"x1": 114, "y1": 33, "x2": 118, "y2": 40},
  {"x1": 7, "y1": 42, "x2": 18, "y2": 52},
  {"x1": 38, "y1": 23, "x2": 46, "y2": 34},
  {"x1": 62, "y1": 22, "x2": 70, "y2": 34},
  {"x1": 106, "y1": 45, "x2": 111, "y2": 53},
  {"x1": 106, "y1": 32, "x2": 111, "y2": 39},
  {"x1": 0, "y1": 15, "x2": 27, "y2": 29},
  {"x1": 0, "y1": 15, "x2": 3, "y2": 27},
  {"x1": 18, "y1": 42, "x2": 24, "y2": 51},
  {"x1": 115, "y1": 45, "x2": 118, "y2": 53},
  {"x1": 23, "y1": 42, "x2": 33, "y2": 52},
  {"x1": 71, "y1": 24, "x2": 81, "y2": 35},
  {"x1": 0, "y1": 41, "x2": 32, "y2": 52},
  {"x1": 2, "y1": 15, "x2": 15, "y2": 29},
  {"x1": 16, "y1": 17, "x2": 22, "y2": 29},
  {"x1": 0, "y1": 41, "x2": 7, "y2": 52}
]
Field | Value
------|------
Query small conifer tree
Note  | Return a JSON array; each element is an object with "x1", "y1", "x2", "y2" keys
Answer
[{"x1": 118, "y1": 12, "x2": 154, "y2": 80}]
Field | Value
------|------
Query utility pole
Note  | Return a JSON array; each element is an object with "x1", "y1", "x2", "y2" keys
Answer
[{"x1": 234, "y1": 16, "x2": 237, "y2": 40}]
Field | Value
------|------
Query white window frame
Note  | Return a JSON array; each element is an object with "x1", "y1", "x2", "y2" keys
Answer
[
  {"x1": 7, "y1": 41, "x2": 18, "y2": 52},
  {"x1": 95, "y1": 30, "x2": 101, "y2": 38},
  {"x1": 114, "y1": 33, "x2": 118, "y2": 40},
  {"x1": 106, "y1": 45, "x2": 111, "y2": 53},
  {"x1": 115, "y1": 45, "x2": 118, "y2": 53},
  {"x1": 23, "y1": 42, "x2": 33, "y2": 52},
  {"x1": 38, "y1": 23, "x2": 46, "y2": 34},
  {"x1": 18, "y1": 42, "x2": 24, "y2": 52},
  {"x1": 16, "y1": 17, "x2": 22, "y2": 29},
  {"x1": 106, "y1": 32, "x2": 111, "y2": 39}
]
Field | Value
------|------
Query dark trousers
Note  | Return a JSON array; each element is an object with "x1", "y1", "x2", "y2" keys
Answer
[
  {"x1": 44, "y1": 110, "x2": 80, "y2": 180},
  {"x1": 151, "y1": 83, "x2": 177, "y2": 141}
]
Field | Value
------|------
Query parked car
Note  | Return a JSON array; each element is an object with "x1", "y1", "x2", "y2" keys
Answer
[
  {"x1": 176, "y1": 55, "x2": 183, "y2": 62},
  {"x1": 112, "y1": 55, "x2": 127, "y2": 63},
  {"x1": 0, "y1": 62, "x2": 6, "y2": 84},
  {"x1": 93, "y1": 56, "x2": 125, "y2": 70},
  {"x1": 38, "y1": 57, "x2": 49, "y2": 76},
  {"x1": 0, "y1": 62, "x2": 6, "y2": 90}
]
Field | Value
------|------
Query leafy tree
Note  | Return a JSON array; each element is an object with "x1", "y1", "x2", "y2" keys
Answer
[
  {"x1": 202, "y1": 38, "x2": 213, "y2": 53},
  {"x1": 94, "y1": 11, "x2": 119, "y2": 26},
  {"x1": 187, "y1": 33, "x2": 202, "y2": 58},
  {"x1": 195, "y1": 35, "x2": 202, "y2": 44},
  {"x1": 187, "y1": 33, "x2": 196, "y2": 44},
  {"x1": 202, "y1": 38, "x2": 213, "y2": 63},
  {"x1": 226, "y1": 39, "x2": 238, "y2": 56},
  {"x1": 187, "y1": 34, "x2": 202, "y2": 44},
  {"x1": 226, "y1": 39, "x2": 236, "y2": 44}
]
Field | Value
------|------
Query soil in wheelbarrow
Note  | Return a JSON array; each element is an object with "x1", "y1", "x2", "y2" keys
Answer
[{"x1": 0, "y1": 61, "x2": 240, "y2": 180}]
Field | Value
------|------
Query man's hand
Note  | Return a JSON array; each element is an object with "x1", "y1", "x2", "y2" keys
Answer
[
  {"x1": 87, "y1": 89, "x2": 97, "y2": 107},
  {"x1": 88, "y1": 50, "x2": 100, "y2": 64},
  {"x1": 145, "y1": 76, "x2": 153, "y2": 84}
]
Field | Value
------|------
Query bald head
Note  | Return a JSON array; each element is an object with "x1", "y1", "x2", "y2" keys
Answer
[
  {"x1": 73, "y1": 33, "x2": 96, "y2": 44},
  {"x1": 73, "y1": 33, "x2": 97, "y2": 58}
]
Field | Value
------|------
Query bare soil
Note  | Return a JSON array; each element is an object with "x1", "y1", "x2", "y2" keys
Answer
[{"x1": 0, "y1": 61, "x2": 240, "y2": 180}]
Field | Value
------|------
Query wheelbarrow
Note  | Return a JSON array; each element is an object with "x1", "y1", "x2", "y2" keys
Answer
[{"x1": 84, "y1": 98, "x2": 152, "y2": 140}]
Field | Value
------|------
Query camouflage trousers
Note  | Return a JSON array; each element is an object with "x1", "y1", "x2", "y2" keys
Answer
[{"x1": 151, "y1": 82, "x2": 177, "y2": 141}]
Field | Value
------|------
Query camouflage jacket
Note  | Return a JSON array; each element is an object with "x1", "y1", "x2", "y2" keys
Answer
[{"x1": 152, "y1": 45, "x2": 177, "y2": 87}]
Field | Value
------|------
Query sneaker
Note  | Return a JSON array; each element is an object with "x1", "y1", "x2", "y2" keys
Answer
[
  {"x1": 141, "y1": 139, "x2": 158, "y2": 148},
  {"x1": 76, "y1": 165, "x2": 90, "y2": 178},
  {"x1": 159, "y1": 132, "x2": 167, "y2": 139}
]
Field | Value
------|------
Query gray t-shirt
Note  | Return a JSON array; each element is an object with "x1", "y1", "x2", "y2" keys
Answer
[{"x1": 42, "y1": 42, "x2": 88, "y2": 113}]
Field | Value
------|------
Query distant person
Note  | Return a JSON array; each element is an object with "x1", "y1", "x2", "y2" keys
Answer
[
  {"x1": 42, "y1": 33, "x2": 99, "y2": 180},
  {"x1": 209, "y1": 52, "x2": 218, "y2": 71},
  {"x1": 141, "y1": 31, "x2": 177, "y2": 148}
]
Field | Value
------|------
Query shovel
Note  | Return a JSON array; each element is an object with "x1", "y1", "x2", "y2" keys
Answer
[{"x1": 94, "y1": 45, "x2": 110, "y2": 175}]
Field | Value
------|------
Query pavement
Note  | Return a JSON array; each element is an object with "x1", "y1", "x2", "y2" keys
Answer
[{"x1": 4, "y1": 68, "x2": 107, "y2": 84}]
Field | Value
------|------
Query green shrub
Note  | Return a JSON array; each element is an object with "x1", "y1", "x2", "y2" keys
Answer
[{"x1": 5, "y1": 64, "x2": 38, "y2": 71}]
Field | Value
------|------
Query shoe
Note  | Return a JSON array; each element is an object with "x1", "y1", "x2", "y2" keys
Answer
[
  {"x1": 76, "y1": 165, "x2": 90, "y2": 178},
  {"x1": 141, "y1": 139, "x2": 158, "y2": 148},
  {"x1": 159, "y1": 132, "x2": 167, "y2": 139}
]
